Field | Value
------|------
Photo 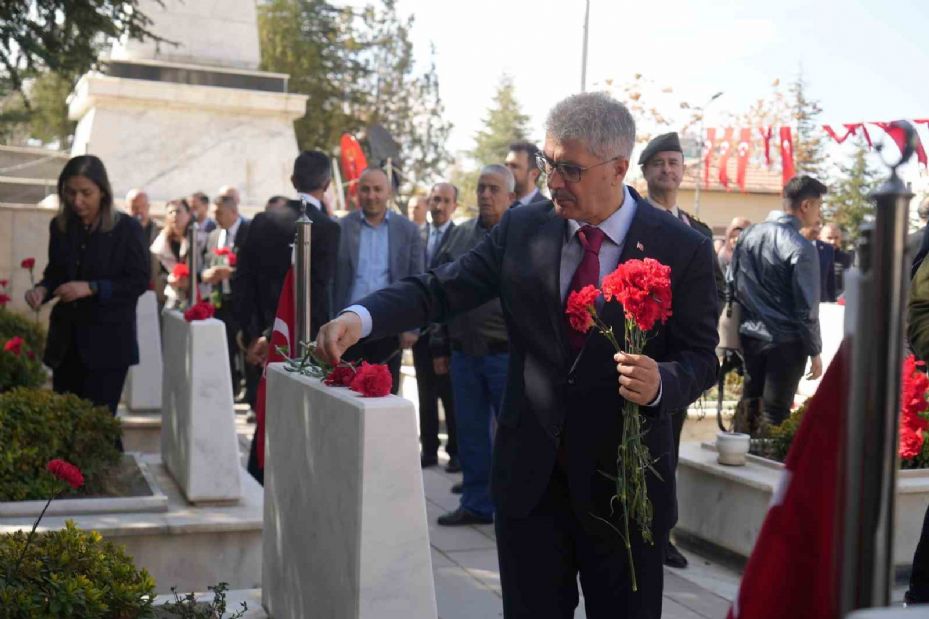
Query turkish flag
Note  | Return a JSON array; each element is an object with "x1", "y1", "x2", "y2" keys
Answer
[
  {"x1": 736, "y1": 128, "x2": 752, "y2": 192},
  {"x1": 759, "y1": 127, "x2": 774, "y2": 167},
  {"x1": 717, "y1": 128, "x2": 735, "y2": 189},
  {"x1": 873, "y1": 121, "x2": 928, "y2": 167},
  {"x1": 727, "y1": 341, "x2": 848, "y2": 619},
  {"x1": 254, "y1": 267, "x2": 296, "y2": 468},
  {"x1": 704, "y1": 128, "x2": 717, "y2": 189},
  {"x1": 823, "y1": 124, "x2": 858, "y2": 144},
  {"x1": 780, "y1": 126, "x2": 795, "y2": 186}
]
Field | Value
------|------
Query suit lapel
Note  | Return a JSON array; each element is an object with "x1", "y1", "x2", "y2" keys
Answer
[{"x1": 534, "y1": 211, "x2": 571, "y2": 368}]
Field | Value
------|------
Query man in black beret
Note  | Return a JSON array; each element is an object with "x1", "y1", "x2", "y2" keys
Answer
[{"x1": 640, "y1": 131, "x2": 726, "y2": 571}]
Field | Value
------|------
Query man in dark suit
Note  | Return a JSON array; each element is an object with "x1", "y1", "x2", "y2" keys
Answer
[
  {"x1": 416, "y1": 182, "x2": 459, "y2": 470},
  {"x1": 126, "y1": 188, "x2": 162, "y2": 300},
  {"x1": 506, "y1": 141, "x2": 548, "y2": 207},
  {"x1": 202, "y1": 194, "x2": 250, "y2": 395},
  {"x1": 233, "y1": 150, "x2": 340, "y2": 482},
  {"x1": 317, "y1": 92, "x2": 719, "y2": 618},
  {"x1": 800, "y1": 221, "x2": 837, "y2": 302},
  {"x1": 639, "y1": 131, "x2": 726, "y2": 569},
  {"x1": 332, "y1": 167, "x2": 425, "y2": 394}
]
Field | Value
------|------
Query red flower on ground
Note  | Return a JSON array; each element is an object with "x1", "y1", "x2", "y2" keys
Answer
[
  {"x1": 46, "y1": 459, "x2": 84, "y2": 490},
  {"x1": 172, "y1": 263, "x2": 190, "y2": 279},
  {"x1": 0, "y1": 293, "x2": 10, "y2": 308},
  {"x1": 325, "y1": 363, "x2": 357, "y2": 387},
  {"x1": 601, "y1": 258, "x2": 673, "y2": 332},
  {"x1": 3, "y1": 336, "x2": 24, "y2": 356},
  {"x1": 20, "y1": 258, "x2": 35, "y2": 270},
  {"x1": 183, "y1": 300, "x2": 215, "y2": 322},
  {"x1": 349, "y1": 362, "x2": 392, "y2": 397},
  {"x1": 565, "y1": 285, "x2": 600, "y2": 333}
]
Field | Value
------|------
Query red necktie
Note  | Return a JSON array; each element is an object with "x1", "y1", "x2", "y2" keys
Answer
[{"x1": 566, "y1": 225, "x2": 605, "y2": 353}]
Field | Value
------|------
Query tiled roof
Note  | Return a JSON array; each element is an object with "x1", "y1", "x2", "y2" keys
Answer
[{"x1": 679, "y1": 157, "x2": 783, "y2": 195}]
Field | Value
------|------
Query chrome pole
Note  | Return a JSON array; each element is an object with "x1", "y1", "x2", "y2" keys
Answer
[
  {"x1": 294, "y1": 203, "x2": 313, "y2": 350},
  {"x1": 839, "y1": 122, "x2": 915, "y2": 615},
  {"x1": 187, "y1": 220, "x2": 199, "y2": 309}
]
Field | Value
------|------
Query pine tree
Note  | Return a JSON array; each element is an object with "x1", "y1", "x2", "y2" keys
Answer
[
  {"x1": 470, "y1": 75, "x2": 531, "y2": 165},
  {"x1": 826, "y1": 137, "x2": 879, "y2": 241},
  {"x1": 790, "y1": 72, "x2": 828, "y2": 180}
]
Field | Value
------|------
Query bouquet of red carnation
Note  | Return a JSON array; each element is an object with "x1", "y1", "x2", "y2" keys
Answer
[
  {"x1": 900, "y1": 354, "x2": 929, "y2": 462},
  {"x1": 284, "y1": 345, "x2": 393, "y2": 397},
  {"x1": 212, "y1": 246, "x2": 237, "y2": 267},
  {"x1": 565, "y1": 257, "x2": 672, "y2": 592},
  {"x1": 183, "y1": 300, "x2": 215, "y2": 322},
  {"x1": 172, "y1": 263, "x2": 190, "y2": 279}
]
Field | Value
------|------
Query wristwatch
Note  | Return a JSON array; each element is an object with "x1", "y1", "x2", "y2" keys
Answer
[{"x1": 88, "y1": 281, "x2": 99, "y2": 296}]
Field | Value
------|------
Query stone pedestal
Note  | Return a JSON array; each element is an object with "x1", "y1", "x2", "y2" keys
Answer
[
  {"x1": 161, "y1": 310, "x2": 241, "y2": 503},
  {"x1": 797, "y1": 302, "x2": 846, "y2": 398},
  {"x1": 262, "y1": 364, "x2": 436, "y2": 619},
  {"x1": 124, "y1": 290, "x2": 162, "y2": 411},
  {"x1": 67, "y1": 0, "x2": 306, "y2": 207}
]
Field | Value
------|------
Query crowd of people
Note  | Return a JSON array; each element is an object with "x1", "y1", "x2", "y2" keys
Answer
[{"x1": 28, "y1": 87, "x2": 929, "y2": 618}]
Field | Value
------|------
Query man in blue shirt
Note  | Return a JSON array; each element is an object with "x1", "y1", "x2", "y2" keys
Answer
[{"x1": 332, "y1": 168, "x2": 424, "y2": 393}]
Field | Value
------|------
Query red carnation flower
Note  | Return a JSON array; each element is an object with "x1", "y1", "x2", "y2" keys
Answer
[
  {"x1": 47, "y1": 459, "x2": 84, "y2": 490},
  {"x1": 565, "y1": 285, "x2": 600, "y2": 333},
  {"x1": 0, "y1": 293, "x2": 10, "y2": 308},
  {"x1": 325, "y1": 363, "x2": 357, "y2": 387},
  {"x1": 213, "y1": 247, "x2": 232, "y2": 257},
  {"x1": 349, "y1": 362, "x2": 392, "y2": 397},
  {"x1": 172, "y1": 263, "x2": 190, "y2": 279},
  {"x1": 900, "y1": 426, "x2": 924, "y2": 460},
  {"x1": 3, "y1": 336, "x2": 24, "y2": 356},
  {"x1": 20, "y1": 257, "x2": 35, "y2": 270},
  {"x1": 227, "y1": 253, "x2": 237, "y2": 267},
  {"x1": 0, "y1": 279, "x2": 8, "y2": 288},
  {"x1": 601, "y1": 258, "x2": 672, "y2": 332},
  {"x1": 183, "y1": 300, "x2": 215, "y2": 322}
]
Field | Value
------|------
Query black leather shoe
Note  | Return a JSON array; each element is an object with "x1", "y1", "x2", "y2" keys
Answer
[
  {"x1": 664, "y1": 541, "x2": 688, "y2": 568},
  {"x1": 421, "y1": 454, "x2": 438, "y2": 468},
  {"x1": 445, "y1": 455, "x2": 461, "y2": 473},
  {"x1": 450, "y1": 481, "x2": 463, "y2": 494},
  {"x1": 437, "y1": 507, "x2": 493, "y2": 526}
]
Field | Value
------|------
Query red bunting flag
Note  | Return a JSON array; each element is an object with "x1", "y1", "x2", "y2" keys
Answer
[
  {"x1": 704, "y1": 128, "x2": 717, "y2": 189},
  {"x1": 254, "y1": 267, "x2": 296, "y2": 469},
  {"x1": 727, "y1": 342, "x2": 847, "y2": 619},
  {"x1": 736, "y1": 128, "x2": 752, "y2": 192},
  {"x1": 822, "y1": 124, "x2": 858, "y2": 144},
  {"x1": 717, "y1": 127, "x2": 735, "y2": 189},
  {"x1": 759, "y1": 127, "x2": 773, "y2": 167},
  {"x1": 872, "y1": 121, "x2": 928, "y2": 167},
  {"x1": 779, "y1": 126, "x2": 795, "y2": 186}
]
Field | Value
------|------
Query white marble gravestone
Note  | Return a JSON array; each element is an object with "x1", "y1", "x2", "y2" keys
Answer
[
  {"x1": 262, "y1": 364, "x2": 437, "y2": 619},
  {"x1": 160, "y1": 310, "x2": 241, "y2": 503},
  {"x1": 68, "y1": 0, "x2": 306, "y2": 207},
  {"x1": 124, "y1": 290, "x2": 163, "y2": 410}
]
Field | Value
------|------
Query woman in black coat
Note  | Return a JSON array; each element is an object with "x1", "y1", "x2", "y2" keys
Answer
[{"x1": 25, "y1": 155, "x2": 149, "y2": 417}]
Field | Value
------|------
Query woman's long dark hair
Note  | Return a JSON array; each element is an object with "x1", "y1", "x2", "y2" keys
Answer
[{"x1": 55, "y1": 155, "x2": 116, "y2": 233}]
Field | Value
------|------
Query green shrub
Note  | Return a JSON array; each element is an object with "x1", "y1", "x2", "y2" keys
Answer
[
  {"x1": 0, "y1": 338, "x2": 46, "y2": 392},
  {"x1": 750, "y1": 398, "x2": 810, "y2": 462},
  {"x1": 0, "y1": 520, "x2": 155, "y2": 618},
  {"x1": 0, "y1": 388, "x2": 121, "y2": 501},
  {"x1": 0, "y1": 308, "x2": 46, "y2": 354}
]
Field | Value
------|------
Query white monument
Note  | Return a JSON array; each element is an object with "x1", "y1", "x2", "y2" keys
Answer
[
  {"x1": 67, "y1": 0, "x2": 306, "y2": 208},
  {"x1": 124, "y1": 290, "x2": 163, "y2": 411}
]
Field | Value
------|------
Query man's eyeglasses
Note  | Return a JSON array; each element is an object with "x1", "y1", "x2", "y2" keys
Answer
[{"x1": 534, "y1": 153, "x2": 623, "y2": 183}]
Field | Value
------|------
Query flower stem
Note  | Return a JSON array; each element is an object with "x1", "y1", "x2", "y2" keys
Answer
[{"x1": 10, "y1": 490, "x2": 59, "y2": 580}]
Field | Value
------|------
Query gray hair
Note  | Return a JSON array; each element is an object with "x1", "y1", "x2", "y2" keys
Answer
[
  {"x1": 545, "y1": 92, "x2": 636, "y2": 159},
  {"x1": 480, "y1": 164, "x2": 515, "y2": 193}
]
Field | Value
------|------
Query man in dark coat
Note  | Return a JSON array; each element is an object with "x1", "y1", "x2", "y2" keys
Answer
[{"x1": 316, "y1": 93, "x2": 719, "y2": 619}]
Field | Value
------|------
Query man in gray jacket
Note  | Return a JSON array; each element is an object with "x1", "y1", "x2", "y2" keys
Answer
[{"x1": 730, "y1": 175, "x2": 827, "y2": 425}]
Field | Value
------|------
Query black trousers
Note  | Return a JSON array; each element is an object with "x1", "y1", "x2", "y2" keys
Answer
[
  {"x1": 344, "y1": 336, "x2": 402, "y2": 395},
  {"x1": 908, "y1": 504, "x2": 929, "y2": 602},
  {"x1": 53, "y1": 344, "x2": 128, "y2": 451},
  {"x1": 741, "y1": 336, "x2": 809, "y2": 425},
  {"x1": 412, "y1": 334, "x2": 457, "y2": 458},
  {"x1": 496, "y1": 466, "x2": 667, "y2": 619},
  {"x1": 214, "y1": 299, "x2": 242, "y2": 395}
]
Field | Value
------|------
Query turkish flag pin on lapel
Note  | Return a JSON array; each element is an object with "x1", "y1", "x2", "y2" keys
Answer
[{"x1": 636, "y1": 241, "x2": 645, "y2": 252}]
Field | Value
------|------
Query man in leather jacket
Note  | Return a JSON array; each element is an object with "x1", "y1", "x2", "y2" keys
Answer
[{"x1": 730, "y1": 175, "x2": 827, "y2": 425}]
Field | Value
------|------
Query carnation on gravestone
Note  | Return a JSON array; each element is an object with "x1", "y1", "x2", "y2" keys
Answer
[
  {"x1": 183, "y1": 301, "x2": 215, "y2": 322},
  {"x1": 325, "y1": 363, "x2": 357, "y2": 387},
  {"x1": 349, "y1": 362, "x2": 392, "y2": 397}
]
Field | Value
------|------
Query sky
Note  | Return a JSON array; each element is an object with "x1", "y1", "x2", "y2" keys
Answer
[{"x1": 371, "y1": 0, "x2": 929, "y2": 187}]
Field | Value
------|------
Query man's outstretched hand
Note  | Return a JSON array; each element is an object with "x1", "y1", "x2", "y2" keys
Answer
[{"x1": 316, "y1": 312, "x2": 363, "y2": 365}]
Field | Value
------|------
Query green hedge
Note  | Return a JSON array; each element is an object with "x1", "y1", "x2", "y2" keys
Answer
[
  {"x1": 0, "y1": 388, "x2": 121, "y2": 501},
  {"x1": 0, "y1": 340, "x2": 45, "y2": 393},
  {"x1": 0, "y1": 308, "x2": 46, "y2": 354},
  {"x1": 0, "y1": 520, "x2": 155, "y2": 618}
]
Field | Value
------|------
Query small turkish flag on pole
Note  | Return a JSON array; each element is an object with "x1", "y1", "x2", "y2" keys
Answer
[{"x1": 735, "y1": 128, "x2": 752, "y2": 192}]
